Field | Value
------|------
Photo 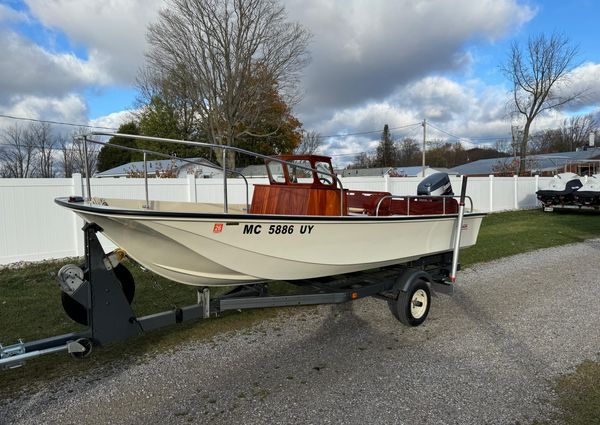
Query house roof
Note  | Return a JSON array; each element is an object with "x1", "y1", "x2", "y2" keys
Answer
[
  {"x1": 236, "y1": 164, "x2": 269, "y2": 177},
  {"x1": 95, "y1": 157, "x2": 219, "y2": 177},
  {"x1": 340, "y1": 167, "x2": 393, "y2": 177},
  {"x1": 393, "y1": 166, "x2": 457, "y2": 177},
  {"x1": 451, "y1": 148, "x2": 600, "y2": 175},
  {"x1": 340, "y1": 166, "x2": 455, "y2": 177}
]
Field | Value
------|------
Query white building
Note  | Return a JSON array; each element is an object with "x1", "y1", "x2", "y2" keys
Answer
[{"x1": 95, "y1": 158, "x2": 223, "y2": 178}]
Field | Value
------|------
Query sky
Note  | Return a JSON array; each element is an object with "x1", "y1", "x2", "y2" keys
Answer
[{"x1": 1, "y1": 0, "x2": 599, "y2": 167}]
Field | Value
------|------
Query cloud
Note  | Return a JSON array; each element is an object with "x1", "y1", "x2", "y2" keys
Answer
[
  {"x1": 0, "y1": 94, "x2": 88, "y2": 130},
  {"x1": 0, "y1": 1, "x2": 162, "y2": 130},
  {"x1": 24, "y1": 0, "x2": 163, "y2": 85},
  {"x1": 8, "y1": 0, "x2": 596, "y2": 169},
  {"x1": 396, "y1": 77, "x2": 473, "y2": 122},
  {"x1": 555, "y1": 63, "x2": 600, "y2": 111},
  {"x1": 0, "y1": 29, "x2": 109, "y2": 101},
  {"x1": 318, "y1": 76, "x2": 513, "y2": 151},
  {"x1": 0, "y1": 1, "x2": 163, "y2": 108},
  {"x1": 285, "y1": 0, "x2": 535, "y2": 116},
  {"x1": 316, "y1": 71, "x2": 600, "y2": 166},
  {"x1": 0, "y1": 3, "x2": 28, "y2": 22},
  {"x1": 89, "y1": 110, "x2": 137, "y2": 131}
]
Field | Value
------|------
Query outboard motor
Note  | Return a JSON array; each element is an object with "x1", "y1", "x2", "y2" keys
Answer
[
  {"x1": 417, "y1": 172, "x2": 453, "y2": 196},
  {"x1": 536, "y1": 172, "x2": 583, "y2": 207}
]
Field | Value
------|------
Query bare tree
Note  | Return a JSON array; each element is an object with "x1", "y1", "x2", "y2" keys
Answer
[
  {"x1": 562, "y1": 114, "x2": 597, "y2": 150},
  {"x1": 350, "y1": 152, "x2": 373, "y2": 169},
  {"x1": 0, "y1": 124, "x2": 38, "y2": 177},
  {"x1": 57, "y1": 135, "x2": 77, "y2": 177},
  {"x1": 503, "y1": 32, "x2": 582, "y2": 174},
  {"x1": 493, "y1": 138, "x2": 513, "y2": 155},
  {"x1": 144, "y1": 0, "x2": 311, "y2": 169},
  {"x1": 71, "y1": 129, "x2": 99, "y2": 177},
  {"x1": 28, "y1": 122, "x2": 56, "y2": 177},
  {"x1": 491, "y1": 158, "x2": 520, "y2": 176},
  {"x1": 136, "y1": 65, "x2": 201, "y2": 141},
  {"x1": 294, "y1": 130, "x2": 322, "y2": 155},
  {"x1": 528, "y1": 113, "x2": 597, "y2": 154},
  {"x1": 398, "y1": 137, "x2": 421, "y2": 166}
]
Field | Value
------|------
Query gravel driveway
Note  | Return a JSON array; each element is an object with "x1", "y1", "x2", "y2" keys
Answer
[{"x1": 2, "y1": 241, "x2": 600, "y2": 425}]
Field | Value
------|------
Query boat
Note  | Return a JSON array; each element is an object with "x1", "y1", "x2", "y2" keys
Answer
[
  {"x1": 536, "y1": 172, "x2": 583, "y2": 207},
  {"x1": 55, "y1": 133, "x2": 485, "y2": 288},
  {"x1": 573, "y1": 174, "x2": 600, "y2": 206},
  {"x1": 0, "y1": 133, "x2": 487, "y2": 368}
]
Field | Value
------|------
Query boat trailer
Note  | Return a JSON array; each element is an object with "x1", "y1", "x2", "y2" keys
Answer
[
  {"x1": 1, "y1": 178, "x2": 470, "y2": 370},
  {"x1": 0, "y1": 223, "x2": 459, "y2": 370}
]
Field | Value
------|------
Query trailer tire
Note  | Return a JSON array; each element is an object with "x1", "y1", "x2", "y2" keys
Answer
[
  {"x1": 388, "y1": 278, "x2": 431, "y2": 326},
  {"x1": 61, "y1": 264, "x2": 135, "y2": 326}
]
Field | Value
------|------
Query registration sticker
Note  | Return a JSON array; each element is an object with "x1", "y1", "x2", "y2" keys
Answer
[{"x1": 213, "y1": 223, "x2": 224, "y2": 233}]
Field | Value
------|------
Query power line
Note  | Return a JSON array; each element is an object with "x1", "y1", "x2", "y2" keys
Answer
[
  {"x1": 318, "y1": 122, "x2": 422, "y2": 139},
  {"x1": 426, "y1": 121, "x2": 510, "y2": 142},
  {"x1": 0, "y1": 113, "x2": 427, "y2": 142},
  {"x1": 0, "y1": 134, "x2": 102, "y2": 151},
  {"x1": 426, "y1": 122, "x2": 468, "y2": 140},
  {"x1": 326, "y1": 124, "x2": 425, "y2": 159},
  {"x1": 0, "y1": 113, "x2": 118, "y2": 130},
  {"x1": 329, "y1": 151, "x2": 372, "y2": 157}
]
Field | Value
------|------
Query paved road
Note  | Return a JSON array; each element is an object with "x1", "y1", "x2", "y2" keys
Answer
[{"x1": 3, "y1": 241, "x2": 600, "y2": 425}]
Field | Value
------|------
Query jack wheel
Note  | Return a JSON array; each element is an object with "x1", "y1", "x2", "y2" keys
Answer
[
  {"x1": 61, "y1": 264, "x2": 135, "y2": 326},
  {"x1": 388, "y1": 278, "x2": 431, "y2": 326},
  {"x1": 70, "y1": 338, "x2": 93, "y2": 359}
]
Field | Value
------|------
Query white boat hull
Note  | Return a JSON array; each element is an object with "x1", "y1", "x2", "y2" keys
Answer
[{"x1": 57, "y1": 198, "x2": 484, "y2": 287}]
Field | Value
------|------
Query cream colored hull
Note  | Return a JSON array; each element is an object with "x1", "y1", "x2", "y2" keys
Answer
[{"x1": 59, "y1": 199, "x2": 484, "y2": 287}]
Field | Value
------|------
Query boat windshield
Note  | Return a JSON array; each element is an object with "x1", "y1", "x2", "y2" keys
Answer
[
  {"x1": 288, "y1": 160, "x2": 312, "y2": 183},
  {"x1": 316, "y1": 161, "x2": 335, "y2": 186},
  {"x1": 267, "y1": 162, "x2": 286, "y2": 183},
  {"x1": 267, "y1": 158, "x2": 333, "y2": 185}
]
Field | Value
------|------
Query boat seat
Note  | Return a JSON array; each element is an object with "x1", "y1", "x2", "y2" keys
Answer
[
  {"x1": 348, "y1": 207, "x2": 368, "y2": 215},
  {"x1": 346, "y1": 191, "x2": 392, "y2": 216}
]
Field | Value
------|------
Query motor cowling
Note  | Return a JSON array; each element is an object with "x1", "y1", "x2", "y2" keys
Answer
[{"x1": 417, "y1": 173, "x2": 453, "y2": 196}]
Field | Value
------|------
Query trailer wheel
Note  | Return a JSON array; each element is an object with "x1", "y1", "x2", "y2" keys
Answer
[
  {"x1": 70, "y1": 338, "x2": 93, "y2": 359},
  {"x1": 61, "y1": 264, "x2": 135, "y2": 326},
  {"x1": 388, "y1": 278, "x2": 431, "y2": 326}
]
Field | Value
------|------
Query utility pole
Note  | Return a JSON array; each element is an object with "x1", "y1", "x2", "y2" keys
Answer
[{"x1": 422, "y1": 119, "x2": 427, "y2": 177}]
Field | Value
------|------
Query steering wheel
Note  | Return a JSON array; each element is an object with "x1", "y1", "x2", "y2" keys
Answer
[{"x1": 319, "y1": 176, "x2": 333, "y2": 185}]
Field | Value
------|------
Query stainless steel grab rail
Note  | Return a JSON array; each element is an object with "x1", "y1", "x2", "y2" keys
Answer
[
  {"x1": 79, "y1": 136, "x2": 252, "y2": 212},
  {"x1": 374, "y1": 194, "x2": 474, "y2": 216},
  {"x1": 79, "y1": 132, "x2": 345, "y2": 215}
]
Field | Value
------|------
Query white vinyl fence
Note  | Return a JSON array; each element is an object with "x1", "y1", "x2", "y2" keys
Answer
[{"x1": 0, "y1": 173, "x2": 552, "y2": 265}]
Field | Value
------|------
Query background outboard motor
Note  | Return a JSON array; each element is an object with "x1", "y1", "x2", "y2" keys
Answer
[{"x1": 417, "y1": 172, "x2": 454, "y2": 196}]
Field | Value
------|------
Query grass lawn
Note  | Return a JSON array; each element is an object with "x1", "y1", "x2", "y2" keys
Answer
[
  {"x1": 461, "y1": 208, "x2": 600, "y2": 266},
  {"x1": 1, "y1": 208, "x2": 599, "y2": 423}
]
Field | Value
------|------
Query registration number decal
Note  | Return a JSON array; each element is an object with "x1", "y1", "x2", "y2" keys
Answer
[
  {"x1": 242, "y1": 224, "x2": 314, "y2": 235},
  {"x1": 213, "y1": 223, "x2": 224, "y2": 233}
]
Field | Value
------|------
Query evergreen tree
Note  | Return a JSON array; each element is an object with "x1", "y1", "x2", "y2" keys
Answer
[
  {"x1": 96, "y1": 122, "x2": 140, "y2": 172},
  {"x1": 374, "y1": 124, "x2": 398, "y2": 167},
  {"x1": 136, "y1": 96, "x2": 206, "y2": 161}
]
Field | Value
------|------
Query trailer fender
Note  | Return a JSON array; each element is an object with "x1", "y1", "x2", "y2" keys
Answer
[{"x1": 394, "y1": 269, "x2": 433, "y2": 297}]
